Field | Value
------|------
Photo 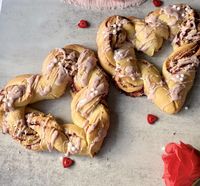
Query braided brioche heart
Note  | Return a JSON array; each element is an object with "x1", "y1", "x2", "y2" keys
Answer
[
  {"x1": 0, "y1": 45, "x2": 109, "y2": 157},
  {"x1": 96, "y1": 4, "x2": 200, "y2": 114}
]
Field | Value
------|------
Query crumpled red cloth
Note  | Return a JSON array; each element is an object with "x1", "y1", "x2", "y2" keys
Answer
[{"x1": 162, "y1": 142, "x2": 200, "y2": 186}]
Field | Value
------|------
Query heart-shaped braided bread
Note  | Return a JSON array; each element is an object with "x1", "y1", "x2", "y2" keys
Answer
[
  {"x1": 96, "y1": 4, "x2": 200, "y2": 114},
  {"x1": 0, "y1": 45, "x2": 109, "y2": 157}
]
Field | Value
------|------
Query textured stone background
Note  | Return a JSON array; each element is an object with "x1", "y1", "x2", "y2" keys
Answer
[{"x1": 0, "y1": 0, "x2": 200, "y2": 185}]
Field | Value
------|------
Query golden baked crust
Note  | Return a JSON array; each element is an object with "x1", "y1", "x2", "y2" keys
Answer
[
  {"x1": 96, "y1": 4, "x2": 200, "y2": 114},
  {"x1": 0, "y1": 44, "x2": 110, "y2": 157}
]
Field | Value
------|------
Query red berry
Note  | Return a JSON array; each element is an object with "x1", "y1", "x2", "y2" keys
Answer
[
  {"x1": 147, "y1": 114, "x2": 158, "y2": 124},
  {"x1": 152, "y1": 0, "x2": 163, "y2": 7},
  {"x1": 62, "y1": 157, "x2": 74, "y2": 168},
  {"x1": 78, "y1": 20, "x2": 89, "y2": 28}
]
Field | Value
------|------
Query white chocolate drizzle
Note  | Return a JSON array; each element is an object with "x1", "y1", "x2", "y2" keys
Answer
[
  {"x1": 55, "y1": 62, "x2": 70, "y2": 85},
  {"x1": 161, "y1": 5, "x2": 192, "y2": 26},
  {"x1": 25, "y1": 113, "x2": 60, "y2": 152},
  {"x1": 46, "y1": 48, "x2": 77, "y2": 86},
  {"x1": 76, "y1": 76, "x2": 108, "y2": 112},
  {"x1": 144, "y1": 75, "x2": 163, "y2": 100},
  {"x1": 173, "y1": 17, "x2": 200, "y2": 45},
  {"x1": 86, "y1": 119, "x2": 100, "y2": 134},
  {"x1": 114, "y1": 49, "x2": 130, "y2": 61},
  {"x1": 169, "y1": 85, "x2": 184, "y2": 101},
  {"x1": 89, "y1": 128, "x2": 107, "y2": 152},
  {"x1": 145, "y1": 14, "x2": 162, "y2": 27},
  {"x1": 26, "y1": 75, "x2": 40, "y2": 94},
  {"x1": 1, "y1": 85, "x2": 25, "y2": 111},
  {"x1": 115, "y1": 64, "x2": 140, "y2": 81},
  {"x1": 169, "y1": 56, "x2": 200, "y2": 73},
  {"x1": 66, "y1": 135, "x2": 81, "y2": 156},
  {"x1": 38, "y1": 85, "x2": 51, "y2": 96},
  {"x1": 76, "y1": 50, "x2": 97, "y2": 87},
  {"x1": 50, "y1": 129, "x2": 59, "y2": 150},
  {"x1": 47, "y1": 58, "x2": 58, "y2": 73}
]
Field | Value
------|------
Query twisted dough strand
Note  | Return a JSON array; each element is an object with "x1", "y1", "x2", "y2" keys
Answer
[
  {"x1": 0, "y1": 45, "x2": 109, "y2": 157},
  {"x1": 96, "y1": 4, "x2": 200, "y2": 114}
]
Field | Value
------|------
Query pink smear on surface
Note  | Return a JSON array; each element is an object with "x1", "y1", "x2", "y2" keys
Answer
[{"x1": 64, "y1": 0, "x2": 146, "y2": 9}]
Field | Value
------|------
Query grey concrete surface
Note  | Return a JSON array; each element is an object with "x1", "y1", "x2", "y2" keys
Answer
[{"x1": 0, "y1": 0, "x2": 200, "y2": 185}]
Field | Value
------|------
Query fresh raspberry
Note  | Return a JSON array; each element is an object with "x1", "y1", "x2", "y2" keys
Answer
[
  {"x1": 152, "y1": 0, "x2": 163, "y2": 7},
  {"x1": 147, "y1": 114, "x2": 158, "y2": 124},
  {"x1": 78, "y1": 20, "x2": 89, "y2": 28},
  {"x1": 62, "y1": 157, "x2": 74, "y2": 168}
]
